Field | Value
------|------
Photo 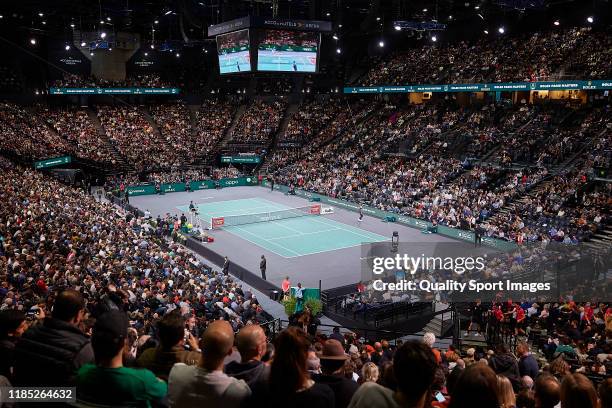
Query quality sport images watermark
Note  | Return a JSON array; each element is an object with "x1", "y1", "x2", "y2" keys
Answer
[{"x1": 360, "y1": 241, "x2": 610, "y2": 303}]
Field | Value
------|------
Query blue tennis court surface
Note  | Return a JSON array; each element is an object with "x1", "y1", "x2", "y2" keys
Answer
[
  {"x1": 257, "y1": 50, "x2": 317, "y2": 72},
  {"x1": 177, "y1": 197, "x2": 388, "y2": 257}
]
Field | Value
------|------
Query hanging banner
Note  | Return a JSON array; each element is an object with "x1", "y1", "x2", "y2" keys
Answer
[
  {"x1": 34, "y1": 156, "x2": 72, "y2": 169},
  {"x1": 344, "y1": 79, "x2": 612, "y2": 94},
  {"x1": 49, "y1": 87, "x2": 180, "y2": 95}
]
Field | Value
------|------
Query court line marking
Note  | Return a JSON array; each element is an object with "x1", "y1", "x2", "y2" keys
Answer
[
  {"x1": 307, "y1": 216, "x2": 389, "y2": 241},
  {"x1": 182, "y1": 196, "x2": 389, "y2": 257},
  {"x1": 265, "y1": 227, "x2": 344, "y2": 241},
  {"x1": 227, "y1": 225, "x2": 302, "y2": 257}
]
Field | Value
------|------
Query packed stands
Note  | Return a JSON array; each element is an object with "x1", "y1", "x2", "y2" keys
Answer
[
  {"x1": 42, "y1": 107, "x2": 117, "y2": 165},
  {"x1": 0, "y1": 103, "x2": 75, "y2": 159},
  {"x1": 194, "y1": 99, "x2": 237, "y2": 155},
  {"x1": 358, "y1": 27, "x2": 611, "y2": 86},
  {"x1": 97, "y1": 105, "x2": 177, "y2": 171},
  {"x1": 230, "y1": 100, "x2": 287, "y2": 145}
]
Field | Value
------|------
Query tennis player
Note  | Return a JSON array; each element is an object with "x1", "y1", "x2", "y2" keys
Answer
[{"x1": 358, "y1": 205, "x2": 363, "y2": 222}]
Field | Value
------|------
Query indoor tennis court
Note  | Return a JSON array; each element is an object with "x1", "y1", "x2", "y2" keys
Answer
[{"x1": 177, "y1": 197, "x2": 388, "y2": 257}]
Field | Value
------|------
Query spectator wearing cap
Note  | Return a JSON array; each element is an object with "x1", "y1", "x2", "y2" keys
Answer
[
  {"x1": 225, "y1": 324, "x2": 270, "y2": 389},
  {"x1": 136, "y1": 311, "x2": 201, "y2": 381},
  {"x1": 0, "y1": 310, "x2": 27, "y2": 380},
  {"x1": 312, "y1": 339, "x2": 359, "y2": 408},
  {"x1": 76, "y1": 310, "x2": 167, "y2": 407},
  {"x1": 348, "y1": 340, "x2": 438, "y2": 408},
  {"x1": 13, "y1": 289, "x2": 94, "y2": 386},
  {"x1": 168, "y1": 320, "x2": 250, "y2": 408}
]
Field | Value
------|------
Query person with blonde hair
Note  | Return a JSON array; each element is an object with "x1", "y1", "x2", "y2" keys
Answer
[
  {"x1": 360, "y1": 362, "x2": 379, "y2": 384},
  {"x1": 498, "y1": 375, "x2": 517, "y2": 408}
]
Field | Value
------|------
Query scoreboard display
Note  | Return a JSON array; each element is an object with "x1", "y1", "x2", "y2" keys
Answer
[
  {"x1": 256, "y1": 30, "x2": 319, "y2": 73},
  {"x1": 211, "y1": 17, "x2": 329, "y2": 75},
  {"x1": 216, "y1": 29, "x2": 251, "y2": 74}
]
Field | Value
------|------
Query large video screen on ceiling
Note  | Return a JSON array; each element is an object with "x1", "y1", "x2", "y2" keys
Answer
[
  {"x1": 216, "y1": 29, "x2": 251, "y2": 74},
  {"x1": 257, "y1": 30, "x2": 319, "y2": 72}
]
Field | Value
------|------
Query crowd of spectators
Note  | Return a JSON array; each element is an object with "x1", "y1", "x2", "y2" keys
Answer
[
  {"x1": 230, "y1": 100, "x2": 287, "y2": 145},
  {"x1": 0, "y1": 103, "x2": 75, "y2": 159},
  {"x1": 42, "y1": 106, "x2": 117, "y2": 165},
  {"x1": 281, "y1": 98, "x2": 346, "y2": 145},
  {"x1": 256, "y1": 78, "x2": 294, "y2": 95},
  {"x1": 359, "y1": 27, "x2": 609, "y2": 86},
  {"x1": 150, "y1": 103, "x2": 201, "y2": 165},
  {"x1": 273, "y1": 100, "x2": 609, "y2": 243},
  {"x1": 194, "y1": 99, "x2": 237, "y2": 155},
  {"x1": 97, "y1": 105, "x2": 178, "y2": 171},
  {"x1": 0, "y1": 160, "x2": 272, "y2": 402},
  {"x1": 51, "y1": 73, "x2": 174, "y2": 88}
]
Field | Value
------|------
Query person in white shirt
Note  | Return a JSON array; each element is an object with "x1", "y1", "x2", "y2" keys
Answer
[{"x1": 167, "y1": 320, "x2": 250, "y2": 408}]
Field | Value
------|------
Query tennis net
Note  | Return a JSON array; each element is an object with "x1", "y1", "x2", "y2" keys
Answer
[{"x1": 211, "y1": 204, "x2": 321, "y2": 229}]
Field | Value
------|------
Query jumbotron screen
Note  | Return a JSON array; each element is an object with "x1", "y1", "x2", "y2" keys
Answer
[
  {"x1": 257, "y1": 30, "x2": 319, "y2": 72},
  {"x1": 216, "y1": 29, "x2": 251, "y2": 74}
]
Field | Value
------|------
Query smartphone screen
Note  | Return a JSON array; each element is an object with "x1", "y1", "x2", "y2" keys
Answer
[{"x1": 435, "y1": 392, "x2": 446, "y2": 402}]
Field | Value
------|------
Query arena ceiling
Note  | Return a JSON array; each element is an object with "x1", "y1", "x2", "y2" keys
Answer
[{"x1": 1, "y1": 0, "x2": 608, "y2": 45}]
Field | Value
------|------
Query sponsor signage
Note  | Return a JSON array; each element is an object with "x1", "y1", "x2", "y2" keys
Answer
[
  {"x1": 34, "y1": 156, "x2": 72, "y2": 169},
  {"x1": 344, "y1": 79, "x2": 612, "y2": 94},
  {"x1": 220, "y1": 155, "x2": 261, "y2": 164},
  {"x1": 49, "y1": 87, "x2": 180, "y2": 95},
  {"x1": 208, "y1": 16, "x2": 331, "y2": 36}
]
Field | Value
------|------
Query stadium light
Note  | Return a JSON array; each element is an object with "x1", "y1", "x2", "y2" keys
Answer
[
  {"x1": 150, "y1": 44, "x2": 154, "y2": 49},
  {"x1": 165, "y1": 10, "x2": 173, "y2": 15},
  {"x1": 65, "y1": 44, "x2": 70, "y2": 50},
  {"x1": 81, "y1": 41, "x2": 86, "y2": 47},
  {"x1": 483, "y1": 30, "x2": 489, "y2": 34},
  {"x1": 378, "y1": 40, "x2": 385, "y2": 47},
  {"x1": 106, "y1": 17, "x2": 111, "y2": 21},
  {"x1": 70, "y1": 23, "x2": 75, "y2": 28},
  {"x1": 42, "y1": 21, "x2": 46, "y2": 25},
  {"x1": 498, "y1": 26, "x2": 505, "y2": 34},
  {"x1": 332, "y1": 34, "x2": 339, "y2": 40},
  {"x1": 90, "y1": 52, "x2": 94, "y2": 56},
  {"x1": 38, "y1": 12, "x2": 44, "y2": 17},
  {"x1": 474, "y1": 5, "x2": 480, "y2": 9},
  {"x1": 100, "y1": 20, "x2": 104, "y2": 24},
  {"x1": 554, "y1": 20, "x2": 560, "y2": 26},
  {"x1": 144, "y1": 52, "x2": 148, "y2": 56},
  {"x1": 175, "y1": 53, "x2": 180, "y2": 58},
  {"x1": 108, "y1": 48, "x2": 112, "y2": 51},
  {"x1": 338, "y1": 24, "x2": 342, "y2": 28},
  {"x1": 376, "y1": 17, "x2": 381, "y2": 21},
  {"x1": 154, "y1": 20, "x2": 159, "y2": 24},
  {"x1": 423, "y1": 8, "x2": 428, "y2": 12},
  {"x1": 336, "y1": 48, "x2": 341, "y2": 54},
  {"x1": 100, "y1": 32, "x2": 107, "y2": 38},
  {"x1": 0, "y1": 15, "x2": 3, "y2": 19},
  {"x1": 448, "y1": 15, "x2": 453, "y2": 20},
  {"x1": 431, "y1": 35, "x2": 437, "y2": 42},
  {"x1": 587, "y1": 16, "x2": 594, "y2": 23},
  {"x1": 394, "y1": 25, "x2": 401, "y2": 31},
  {"x1": 30, "y1": 38, "x2": 36, "y2": 45}
]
